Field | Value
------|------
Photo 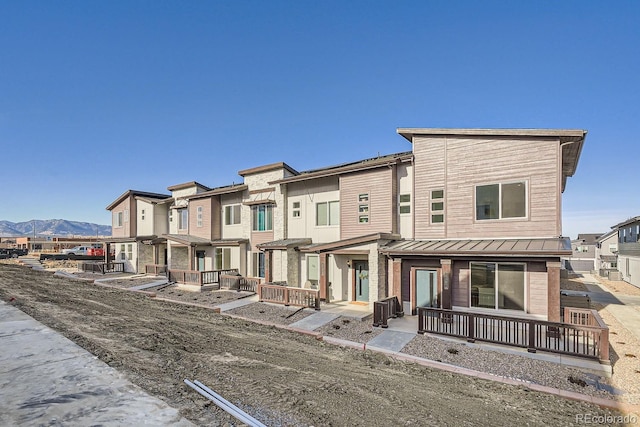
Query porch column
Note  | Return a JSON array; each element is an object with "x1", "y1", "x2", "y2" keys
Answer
[
  {"x1": 392, "y1": 258, "x2": 402, "y2": 299},
  {"x1": 105, "y1": 243, "x2": 111, "y2": 263},
  {"x1": 188, "y1": 245, "x2": 194, "y2": 270},
  {"x1": 547, "y1": 261, "x2": 562, "y2": 322},
  {"x1": 441, "y1": 259, "x2": 452, "y2": 310},
  {"x1": 264, "y1": 250, "x2": 272, "y2": 283},
  {"x1": 319, "y1": 253, "x2": 328, "y2": 301}
]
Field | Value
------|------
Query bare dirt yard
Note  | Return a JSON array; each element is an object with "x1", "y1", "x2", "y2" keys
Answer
[{"x1": 0, "y1": 263, "x2": 632, "y2": 426}]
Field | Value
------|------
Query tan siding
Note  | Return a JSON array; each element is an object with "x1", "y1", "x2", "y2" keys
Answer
[
  {"x1": 413, "y1": 136, "x2": 560, "y2": 239},
  {"x1": 413, "y1": 137, "x2": 446, "y2": 239},
  {"x1": 528, "y1": 262, "x2": 548, "y2": 316},
  {"x1": 111, "y1": 198, "x2": 133, "y2": 238},
  {"x1": 340, "y1": 168, "x2": 394, "y2": 239},
  {"x1": 189, "y1": 199, "x2": 212, "y2": 240},
  {"x1": 251, "y1": 231, "x2": 274, "y2": 251}
]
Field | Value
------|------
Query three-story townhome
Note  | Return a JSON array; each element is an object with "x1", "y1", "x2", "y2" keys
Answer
[
  {"x1": 380, "y1": 128, "x2": 586, "y2": 322},
  {"x1": 105, "y1": 190, "x2": 171, "y2": 273}
]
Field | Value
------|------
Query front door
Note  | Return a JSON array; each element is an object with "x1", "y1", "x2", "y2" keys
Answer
[
  {"x1": 354, "y1": 261, "x2": 369, "y2": 302},
  {"x1": 415, "y1": 269, "x2": 438, "y2": 309},
  {"x1": 196, "y1": 251, "x2": 205, "y2": 272}
]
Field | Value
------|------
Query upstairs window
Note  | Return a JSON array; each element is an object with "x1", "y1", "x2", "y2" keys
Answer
[
  {"x1": 316, "y1": 201, "x2": 339, "y2": 226},
  {"x1": 114, "y1": 212, "x2": 123, "y2": 227},
  {"x1": 358, "y1": 193, "x2": 369, "y2": 224},
  {"x1": 225, "y1": 205, "x2": 241, "y2": 225},
  {"x1": 124, "y1": 209, "x2": 129, "y2": 223},
  {"x1": 292, "y1": 201, "x2": 301, "y2": 218},
  {"x1": 431, "y1": 190, "x2": 444, "y2": 223},
  {"x1": 196, "y1": 206, "x2": 203, "y2": 227},
  {"x1": 252, "y1": 205, "x2": 273, "y2": 231},
  {"x1": 141, "y1": 209, "x2": 145, "y2": 221},
  {"x1": 399, "y1": 194, "x2": 411, "y2": 214},
  {"x1": 169, "y1": 210, "x2": 173, "y2": 223},
  {"x1": 214, "y1": 247, "x2": 231, "y2": 270},
  {"x1": 178, "y1": 209, "x2": 188, "y2": 230},
  {"x1": 476, "y1": 182, "x2": 526, "y2": 221}
]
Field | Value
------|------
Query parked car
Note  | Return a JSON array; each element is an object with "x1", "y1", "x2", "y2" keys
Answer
[
  {"x1": 62, "y1": 246, "x2": 90, "y2": 256},
  {"x1": 0, "y1": 248, "x2": 28, "y2": 258}
]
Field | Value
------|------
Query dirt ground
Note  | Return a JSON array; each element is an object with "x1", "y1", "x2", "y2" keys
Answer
[{"x1": 0, "y1": 264, "x2": 631, "y2": 426}]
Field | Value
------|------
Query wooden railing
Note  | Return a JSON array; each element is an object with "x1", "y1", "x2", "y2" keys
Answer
[
  {"x1": 145, "y1": 264, "x2": 167, "y2": 276},
  {"x1": 417, "y1": 307, "x2": 610, "y2": 364},
  {"x1": 168, "y1": 269, "x2": 239, "y2": 287},
  {"x1": 80, "y1": 262, "x2": 125, "y2": 274},
  {"x1": 373, "y1": 296, "x2": 404, "y2": 328},
  {"x1": 219, "y1": 275, "x2": 261, "y2": 292},
  {"x1": 258, "y1": 283, "x2": 320, "y2": 310}
]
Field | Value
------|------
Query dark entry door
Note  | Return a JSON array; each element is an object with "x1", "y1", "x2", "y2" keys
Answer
[{"x1": 196, "y1": 251, "x2": 205, "y2": 271}]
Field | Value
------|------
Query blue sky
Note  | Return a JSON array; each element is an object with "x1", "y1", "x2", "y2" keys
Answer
[{"x1": 1, "y1": 1, "x2": 638, "y2": 239}]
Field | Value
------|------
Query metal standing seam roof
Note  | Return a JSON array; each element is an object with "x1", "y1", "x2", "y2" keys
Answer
[
  {"x1": 379, "y1": 238, "x2": 572, "y2": 257},
  {"x1": 257, "y1": 238, "x2": 313, "y2": 250}
]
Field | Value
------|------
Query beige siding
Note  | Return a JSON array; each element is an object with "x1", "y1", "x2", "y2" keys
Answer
[
  {"x1": 528, "y1": 263, "x2": 548, "y2": 316},
  {"x1": 413, "y1": 136, "x2": 560, "y2": 239},
  {"x1": 340, "y1": 168, "x2": 394, "y2": 239},
  {"x1": 189, "y1": 199, "x2": 212, "y2": 240},
  {"x1": 287, "y1": 177, "x2": 340, "y2": 242},
  {"x1": 137, "y1": 200, "x2": 154, "y2": 236},
  {"x1": 111, "y1": 198, "x2": 134, "y2": 238},
  {"x1": 251, "y1": 231, "x2": 274, "y2": 251}
]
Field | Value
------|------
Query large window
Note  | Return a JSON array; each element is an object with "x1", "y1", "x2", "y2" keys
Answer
[
  {"x1": 178, "y1": 209, "x2": 188, "y2": 230},
  {"x1": 470, "y1": 262, "x2": 525, "y2": 311},
  {"x1": 476, "y1": 182, "x2": 526, "y2": 220},
  {"x1": 253, "y1": 252, "x2": 265, "y2": 278},
  {"x1": 114, "y1": 212, "x2": 123, "y2": 227},
  {"x1": 214, "y1": 247, "x2": 231, "y2": 270},
  {"x1": 225, "y1": 205, "x2": 241, "y2": 225},
  {"x1": 316, "y1": 201, "x2": 339, "y2": 226},
  {"x1": 252, "y1": 205, "x2": 273, "y2": 231}
]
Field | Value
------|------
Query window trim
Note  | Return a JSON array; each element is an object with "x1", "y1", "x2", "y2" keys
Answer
[
  {"x1": 475, "y1": 180, "x2": 528, "y2": 221},
  {"x1": 430, "y1": 189, "x2": 444, "y2": 224},
  {"x1": 469, "y1": 262, "x2": 527, "y2": 312},
  {"x1": 196, "y1": 206, "x2": 203, "y2": 228},
  {"x1": 114, "y1": 211, "x2": 123, "y2": 228},
  {"x1": 224, "y1": 204, "x2": 242, "y2": 226},
  {"x1": 178, "y1": 209, "x2": 188, "y2": 230},
  {"x1": 399, "y1": 194, "x2": 411, "y2": 215},
  {"x1": 252, "y1": 204, "x2": 273, "y2": 232},
  {"x1": 316, "y1": 200, "x2": 340, "y2": 227},
  {"x1": 292, "y1": 201, "x2": 301, "y2": 219}
]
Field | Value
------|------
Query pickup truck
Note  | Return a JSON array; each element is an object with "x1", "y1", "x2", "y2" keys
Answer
[{"x1": 0, "y1": 248, "x2": 29, "y2": 258}]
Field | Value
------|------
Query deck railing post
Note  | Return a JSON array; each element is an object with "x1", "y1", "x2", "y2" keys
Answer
[
  {"x1": 417, "y1": 308, "x2": 424, "y2": 333},
  {"x1": 527, "y1": 321, "x2": 536, "y2": 353},
  {"x1": 467, "y1": 314, "x2": 475, "y2": 343}
]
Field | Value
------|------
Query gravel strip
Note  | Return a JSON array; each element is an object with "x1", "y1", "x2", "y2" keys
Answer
[
  {"x1": 96, "y1": 277, "x2": 161, "y2": 288},
  {"x1": 146, "y1": 284, "x2": 253, "y2": 307},
  {"x1": 225, "y1": 302, "x2": 315, "y2": 325}
]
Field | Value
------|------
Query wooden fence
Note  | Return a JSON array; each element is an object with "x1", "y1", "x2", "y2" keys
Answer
[
  {"x1": 145, "y1": 264, "x2": 167, "y2": 276},
  {"x1": 417, "y1": 307, "x2": 609, "y2": 364},
  {"x1": 219, "y1": 275, "x2": 261, "y2": 292},
  {"x1": 373, "y1": 296, "x2": 404, "y2": 328},
  {"x1": 168, "y1": 269, "x2": 239, "y2": 288},
  {"x1": 79, "y1": 262, "x2": 125, "y2": 274},
  {"x1": 258, "y1": 283, "x2": 320, "y2": 310}
]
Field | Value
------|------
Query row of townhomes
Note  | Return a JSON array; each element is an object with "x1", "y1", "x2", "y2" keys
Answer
[{"x1": 105, "y1": 128, "x2": 587, "y2": 324}]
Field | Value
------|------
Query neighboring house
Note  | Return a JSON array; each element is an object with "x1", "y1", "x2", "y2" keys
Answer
[
  {"x1": 614, "y1": 216, "x2": 640, "y2": 288},
  {"x1": 595, "y1": 230, "x2": 620, "y2": 280},
  {"x1": 564, "y1": 233, "x2": 603, "y2": 272},
  {"x1": 105, "y1": 190, "x2": 172, "y2": 273},
  {"x1": 105, "y1": 127, "x2": 587, "y2": 322}
]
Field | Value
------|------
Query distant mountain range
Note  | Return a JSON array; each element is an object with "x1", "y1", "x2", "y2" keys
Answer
[{"x1": 0, "y1": 220, "x2": 112, "y2": 237}]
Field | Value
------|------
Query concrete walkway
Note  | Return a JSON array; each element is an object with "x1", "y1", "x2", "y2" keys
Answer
[
  {"x1": 0, "y1": 300, "x2": 193, "y2": 426},
  {"x1": 214, "y1": 294, "x2": 259, "y2": 312},
  {"x1": 289, "y1": 312, "x2": 341, "y2": 331},
  {"x1": 17, "y1": 257, "x2": 46, "y2": 271}
]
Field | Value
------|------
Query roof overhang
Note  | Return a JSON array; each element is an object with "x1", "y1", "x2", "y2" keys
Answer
[
  {"x1": 270, "y1": 152, "x2": 413, "y2": 185},
  {"x1": 257, "y1": 238, "x2": 313, "y2": 250},
  {"x1": 612, "y1": 216, "x2": 640, "y2": 229},
  {"x1": 300, "y1": 233, "x2": 400, "y2": 253},
  {"x1": 103, "y1": 235, "x2": 165, "y2": 244},
  {"x1": 380, "y1": 237, "x2": 572, "y2": 258},
  {"x1": 106, "y1": 190, "x2": 172, "y2": 211},
  {"x1": 243, "y1": 199, "x2": 276, "y2": 206},
  {"x1": 186, "y1": 184, "x2": 248, "y2": 201},
  {"x1": 238, "y1": 162, "x2": 299, "y2": 177}
]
